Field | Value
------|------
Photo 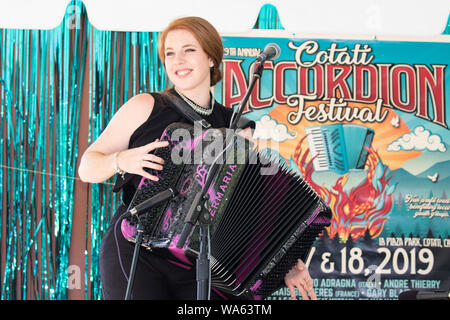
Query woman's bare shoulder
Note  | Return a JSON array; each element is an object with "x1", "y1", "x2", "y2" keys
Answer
[
  {"x1": 86, "y1": 93, "x2": 156, "y2": 153},
  {"x1": 117, "y1": 92, "x2": 155, "y2": 117}
]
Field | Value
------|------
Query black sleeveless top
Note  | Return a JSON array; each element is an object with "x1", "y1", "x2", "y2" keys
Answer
[{"x1": 113, "y1": 88, "x2": 248, "y2": 206}]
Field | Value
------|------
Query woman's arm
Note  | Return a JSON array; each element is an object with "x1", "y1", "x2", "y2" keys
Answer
[{"x1": 78, "y1": 93, "x2": 167, "y2": 183}]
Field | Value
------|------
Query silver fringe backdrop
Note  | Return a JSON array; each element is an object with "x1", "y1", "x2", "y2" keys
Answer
[{"x1": 0, "y1": 1, "x2": 282, "y2": 299}]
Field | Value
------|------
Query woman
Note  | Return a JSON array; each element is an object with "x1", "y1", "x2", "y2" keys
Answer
[{"x1": 78, "y1": 16, "x2": 316, "y2": 300}]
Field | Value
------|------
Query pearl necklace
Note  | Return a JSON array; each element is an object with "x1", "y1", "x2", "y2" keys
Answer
[{"x1": 174, "y1": 87, "x2": 214, "y2": 116}]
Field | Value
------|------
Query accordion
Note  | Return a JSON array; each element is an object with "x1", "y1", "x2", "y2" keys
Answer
[
  {"x1": 305, "y1": 124, "x2": 374, "y2": 174},
  {"x1": 121, "y1": 122, "x2": 331, "y2": 299}
]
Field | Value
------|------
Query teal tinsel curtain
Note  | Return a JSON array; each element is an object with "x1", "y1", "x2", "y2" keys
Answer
[
  {"x1": 442, "y1": 12, "x2": 450, "y2": 34},
  {"x1": 0, "y1": 1, "x2": 282, "y2": 300},
  {"x1": 253, "y1": 3, "x2": 285, "y2": 30},
  {"x1": 0, "y1": 0, "x2": 87, "y2": 299}
]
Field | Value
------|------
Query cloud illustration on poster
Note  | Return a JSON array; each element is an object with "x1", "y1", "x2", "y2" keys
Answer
[
  {"x1": 387, "y1": 126, "x2": 446, "y2": 152},
  {"x1": 253, "y1": 115, "x2": 297, "y2": 142}
]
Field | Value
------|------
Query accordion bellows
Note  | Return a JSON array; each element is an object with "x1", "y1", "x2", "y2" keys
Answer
[{"x1": 121, "y1": 122, "x2": 331, "y2": 299}]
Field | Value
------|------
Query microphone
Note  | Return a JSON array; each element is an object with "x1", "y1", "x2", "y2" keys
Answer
[
  {"x1": 256, "y1": 43, "x2": 281, "y2": 62},
  {"x1": 128, "y1": 188, "x2": 176, "y2": 217},
  {"x1": 398, "y1": 290, "x2": 450, "y2": 300}
]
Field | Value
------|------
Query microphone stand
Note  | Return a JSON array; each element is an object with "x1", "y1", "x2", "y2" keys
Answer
[
  {"x1": 196, "y1": 222, "x2": 211, "y2": 300},
  {"x1": 176, "y1": 60, "x2": 267, "y2": 300},
  {"x1": 124, "y1": 219, "x2": 144, "y2": 300},
  {"x1": 123, "y1": 188, "x2": 175, "y2": 300},
  {"x1": 230, "y1": 61, "x2": 265, "y2": 129}
]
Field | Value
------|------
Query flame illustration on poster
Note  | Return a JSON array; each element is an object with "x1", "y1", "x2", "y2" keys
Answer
[{"x1": 294, "y1": 134, "x2": 394, "y2": 242}]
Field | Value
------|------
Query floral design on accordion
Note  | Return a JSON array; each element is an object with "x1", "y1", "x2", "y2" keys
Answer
[{"x1": 195, "y1": 164, "x2": 208, "y2": 189}]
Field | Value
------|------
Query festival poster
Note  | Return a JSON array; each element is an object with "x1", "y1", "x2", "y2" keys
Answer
[{"x1": 215, "y1": 33, "x2": 450, "y2": 300}]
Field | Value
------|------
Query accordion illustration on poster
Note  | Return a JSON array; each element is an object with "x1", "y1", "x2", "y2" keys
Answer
[{"x1": 216, "y1": 35, "x2": 450, "y2": 299}]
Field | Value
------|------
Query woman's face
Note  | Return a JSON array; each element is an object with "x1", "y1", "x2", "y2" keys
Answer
[{"x1": 164, "y1": 29, "x2": 213, "y2": 92}]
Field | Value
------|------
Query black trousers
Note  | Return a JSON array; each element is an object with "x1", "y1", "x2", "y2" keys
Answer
[{"x1": 99, "y1": 204, "x2": 247, "y2": 300}]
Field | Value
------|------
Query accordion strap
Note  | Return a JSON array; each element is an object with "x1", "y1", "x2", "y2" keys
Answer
[{"x1": 165, "y1": 91, "x2": 212, "y2": 129}]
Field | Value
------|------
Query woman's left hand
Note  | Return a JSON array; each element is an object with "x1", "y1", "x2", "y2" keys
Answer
[{"x1": 284, "y1": 259, "x2": 317, "y2": 300}]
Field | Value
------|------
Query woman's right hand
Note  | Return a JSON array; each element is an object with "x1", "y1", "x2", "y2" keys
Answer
[{"x1": 116, "y1": 139, "x2": 169, "y2": 181}]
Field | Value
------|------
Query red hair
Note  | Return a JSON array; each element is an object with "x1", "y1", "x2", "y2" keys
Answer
[{"x1": 158, "y1": 16, "x2": 223, "y2": 86}]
